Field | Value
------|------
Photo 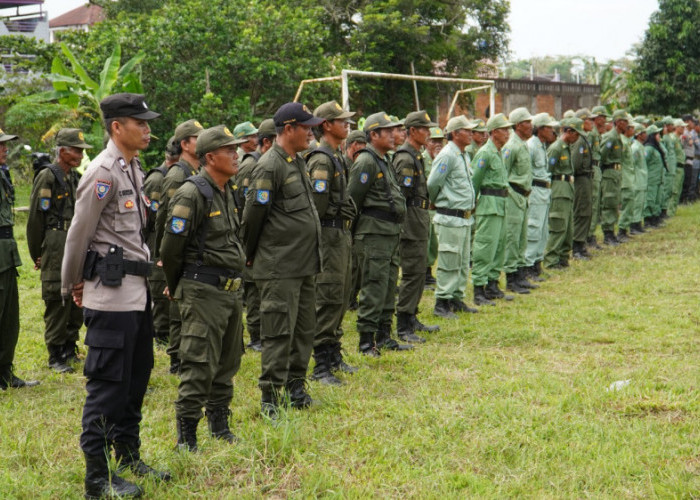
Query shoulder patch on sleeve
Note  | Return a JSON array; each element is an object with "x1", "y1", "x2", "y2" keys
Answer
[
  {"x1": 255, "y1": 190, "x2": 270, "y2": 204},
  {"x1": 171, "y1": 204, "x2": 191, "y2": 218},
  {"x1": 40, "y1": 198, "x2": 50, "y2": 211},
  {"x1": 549, "y1": 157, "x2": 557, "y2": 165},
  {"x1": 477, "y1": 158, "x2": 486, "y2": 168},
  {"x1": 95, "y1": 180, "x2": 111, "y2": 200},
  {"x1": 313, "y1": 179, "x2": 328, "y2": 193},
  {"x1": 359, "y1": 172, "x2": 369, "y2": 184},
  {"x1": 170, "y1": 217, "x2": 186, "y2": 234},
  {"x1": 167, "y1": 188, "x2": 177, "y2": 197}
]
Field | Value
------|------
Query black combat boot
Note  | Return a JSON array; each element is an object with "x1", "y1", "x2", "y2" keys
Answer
[
  {"x1": 525, "y1": 264, "x2": 545, "y2": 282},
  {"x1": 261, "y1": 386, "x2": 281, "y2": 420},
  {"x1": 516, "y1": 268, "x2": 539, "y2": 289},
  {"x1": 48, "y1": 344, "x2": 74, "y2": 374},
  {"x1": 411, "y1": 314, "x2": 440, "y2": 332},
  {"x1": 285, "y1": 378, "x2": 313, "y2": 409},
  {"x1": 375, "y1": 324, "x2": 414, "y2": 351},
  {"x1": 473, "y1": 285, "x2": 495, "y2": 306},
  {"x1": 154, "y1": 331, "x2": 169, "y2": 348},
  {"x1": 449, "y1": 299, "x2": 478, "y2": 313},
  {"x1": 114, "y1": 442, "x2": 171, "y2": 481},
  {"x1": 63, "y1": 341, "x2": 81, "y2": 364},
  {"x1": 425, "y1": 267, "x2": 437, "y2": 286},
  {"x1": 84, "y1": 451, "x2": 142, "y2": 500},
  {"x1": 534, "y1": 260, "x2": 549, "y2": 279},
  {"x1": 617, "y1": 228, "x2": 630, "y2": 242},
  {"x1": 358, "y1": 332, "x2": 380, "y2": 357},
  {"x1": 169, "y1": 355, "x2": 181, "y2": 375},
  {"x1": 486, "y1": 280, "x2": 514, "y2": 301},
  {"x1": 433, "y1": 298, "x2": 457, "y2": 319},
  {"x1": 629, "y1": 222, "x2": 642, "y2": 235},
  {"x1": 572, "y1": 242, "x2": 590, "y2": 261},
  {"x1": 587, "y1": 235, "x2": 602, "y2": 250},
  {"x1": 660, "y1": 208, "x2": 668, "y2": 220},
  {"x1": 206, "y1": 407, "x2": 238, "y2": 443},
  {"x1": 175, "y1": 417, "x2": 199, "y2": 452},
  {"x1": 396, "y1": 312, "x2": 426, "y2": 343},
  {"x1": 348, "y1": 295, "x2": 359, "y2": 311},
  {"x1": 0, "y1": 366, "x2": 40, "y2": 390},
  {"x1": 603, "y1": 230, "x2": 619, "y2": 246},
  {"x1": 636, "y1": 221, "x2": 647, "y2": 233},
  {"x1": 506, "y1": 273, "x2": 530, "y2": 294},
  {"x1": 329, "y1": 341, "x2": 358, "y2": 374},
  {"x1": 310, "y1": 344, "x2": 343, "y2": 386},
  {"x1": 246, "y1": 335, "x2": 262, "y2": 352}
]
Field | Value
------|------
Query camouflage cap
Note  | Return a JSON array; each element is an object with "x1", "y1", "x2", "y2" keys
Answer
[
  {"x1": 404, "y1": 110, "x2": 438, "y2": 128},
  {"x1": 364, "y1": 112, "x2": 401, "y2": 131},
  {"x1": 470, "y1": 118, "x2": 487, "y2": 132},
  {"x1": 561, "y1": 117, "x2": 585, "y2": 136},
  {"x1": 347, "y1": 129, "x2": 367, "y2": 144},
  {"x1": 486, "y1": 113, "x2": 513, "y2": 132},
  {"x1": 257, "y1": 118, "x2": 276, "y2": 137},
  {"x1": 508, "y1": 107, "x2": 532, "y2": 124},
  {"x1": 591, "y1": 105, "x2": 610, "y2": 118},
  {"x1": 55, "y1": 128, "x2": 92, "y2": 149},
  {"x1": 575, "y1": 108, "x2": 593, "y2": 120},
  {"x1": 165, "y1": 135, "x2": 179, "y2": 156},
  {"x1": 532, "y1": 113, "x2": 559, "y2": 128},
  {"x1": 0, "y1": 127, "x2": 18, "y2": 143},
  {"x1": 429, "y1": 127, "x2": 445, "y2": 139},
  {"x1": 612, "y1": 110, "x2": 631, "y2": 122},
  {"x1": 196, "y1": 125, "x2": 246, "y2": 157},
  {"x1": 314, "y1": 100, "x2": 356, "y2": 121},
  {"x1": 233, "y1": 121, "x2": 259, "y2": 139},
  {"x1": 173, "y1": 119, "x2": 204, "y2": 144},
  {"x1": 444, "y1": 115, "x2": 471, "y2": 134}
]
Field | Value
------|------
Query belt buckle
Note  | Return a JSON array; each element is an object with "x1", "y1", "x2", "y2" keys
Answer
[
  {"x1": 569, "y1": 176, "x2": 575, "y2": 184},
  {"x1": 546, "y1": 182, "x2": 551, "y2": 188},
  {"x1": 224, "y1": 277, "x2": 241, "y2": 292}
]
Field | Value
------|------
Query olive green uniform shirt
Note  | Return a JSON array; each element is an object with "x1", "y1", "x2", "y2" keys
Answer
[
  {"x1": 27, "y1": 165, "x2": 79, "y2": 282},
  {"x1": 143, "y1": 164, "x2": 167, "y2": 256},
  {"x1": 589, "y1": 128, "x2": 602, "y2": 163},
  {"x1": 600, "y1": 128, "x2": 624, "y2": 165},
  {"x1": 160, "y1": 168, "x2": 245, "y2": 293},
  {"x1": 155, "y1": 158, "x2": 198, "y2": 259},
  {"x1": 503, "y1": 133, "x2": 533, "y2": 192},
  {"x1": 620, "y1": 136, "x2": 636, "y2": 190},
  {"x1": 234, "y1": 149, "x2": 262, "y2": 214},
  {"x1": 243, "y1": 143, "x2": 321, "y2": 280},
  {"x1": 348, "y1": 144, "x2": 406, "y2": 236},
  {"x1": 571, "y1": 135, "x2": 593, "y2": 176},
  {"x1": 393, "y1": 142, "x2": 430, "y2": 240},
  {"x1": 0, "y1": 167, "x2": 21, "y2": 273},
  {"x1": 306, "y1": 138, "x2": 357, "y2": 222}
]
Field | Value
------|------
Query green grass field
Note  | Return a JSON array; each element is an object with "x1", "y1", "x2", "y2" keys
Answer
[{"x1": 2, "y1": 199, "x2": 699, "y2": 499}]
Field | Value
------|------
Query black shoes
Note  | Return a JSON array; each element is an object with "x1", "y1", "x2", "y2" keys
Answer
[
  {"x1": 246, "y1": 339, "x2": 262, "y2": 352},
  {"x1": 486, "y1": 280, "x2": 514, "y2": 301},
  {"x1": 114, "y1": 443, "x2": 171, "y2": 481},
  {"x1": 603, "y1": 230, "x2": 619, "y2": 246},
  {"x1": 329, "y1": 341, "x2": 358, "y2": 374},
  {"x1": 376, "y1": 324, "x2": 413, "y2": 351},
  {"x1": 449, "y1": 299, "x2": 478, "y2": 313},
  {"x1": 286, "y1": 378, "x2": 313, "y2": 409},
  {"x1": 358, "y1": 332, "x2": 380, "y2": 357},
  {"x1": 506, "y1": 272, "x2": 530, "y2": 294},
  {"x1": 0, "y1": 372, "x2": 40, "y2": 390}
]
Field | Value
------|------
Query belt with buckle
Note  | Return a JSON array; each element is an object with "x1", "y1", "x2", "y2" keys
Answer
[
  {"x1": 575, "y1": 172, "x2": 593, "y2": 178},
  {"x1": 532, "y1": 179, "x2": 551, "y2": 189},
  {"x1": 320, "y1": 217, "x2": 351, "y2": 230},
  {"x1": 361, "y1": 207, "x2": 401, "y2": 223},
  {"x1": 601, "y1": 163, "x2": 621, "y2": 171},
  {"x1": 182, "y1": 264, "x2": 242, "y2": 292},
  {"x1": 406, "y1": 198, "x2": 430, "y2": 209},
  {"x1": 508, "y1": 182, "x2": 531, "y2": 197},
  {"x1": 45, "y1": 221, "x2": 68, "y2": 231},
  {"x1": 551, "y1": 174, "x2": 575, "y2": 183},
  {"x1": 435, "y1": 207, "x2": 473, "y2": 219},
  {"x1": 0, "y1": 226, "x2": 13, "y2": 239},
  {"x1": 480, "y1": 188, "x2": 508, "y2": 197}
]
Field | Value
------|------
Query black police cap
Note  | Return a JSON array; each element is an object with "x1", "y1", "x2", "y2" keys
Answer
[
  {"x1": 273, "y1": 102, "x2": 324, "y2": 127},
  {"x1": 100, "y1": 93, "x2": 160, "y2": 120}
]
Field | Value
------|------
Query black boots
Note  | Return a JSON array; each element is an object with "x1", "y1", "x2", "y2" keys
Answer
[
  {"x1": 0, "y1": 366, "x2": 40, "y2": 390},
  {"x1": 473, "y1": 285, "x2": 495, "y2": 306},
  {"x1": 261, "y1": 387, "x2": 281, "y2": 420},
  {"x1": 506, "y1": 272, "x2": 530, "y2": 294},
  {"x1": 375, "y1": 324, "x2": 414, "y2": 351},
  {"x1": 603, "y1": 230, "x2": 619, "y2": 246},
  {"x1": 396, "y1": 312, "x2": 426, "y2": 343},
  {"x1": 572, "y1": 241, "x2": 591, "y2": 260},
  {"x1": 587, "y1": 235, "x2": 602, "y2": 250},
  {"x1": 168, "y1": 355, "x2": 180, "y2": 375},
  {"x1": 176, "y1": 417, "x2": 199, "y2": 452},
  {"x1": 114, "y1": 443, "x2": 171, "y2": 481},
  {"x1": 84, "y1": 452, "x2": 142, "y2": 499},
  {"x1": 48, "y1": 344, "x2": 74, "y2": 374},
  {"x1": 425, "y1": 267, "x2": 437, "y2": 286},
  {"x1": 617, "y1": 228, "x2": 630, "y2": 242},
  {"x1": 286, "y1": 378, "x2": 313, "y2": 409},
  {"x1": 329, "y1": 341, "x2": 358, "y2": 374},
  {"x1": 63, "y1": 341, "x2": 81, "y2": 364},
  {"x1": 206, "y1": 407, "x2": 238, "y2": 443},
  {"x1": 433, "y1": 298, "x2": 457, "y2": 318},
  {"x1": 412, "y1": 315, "x2": 440, "y2": 332},
  {"x1": 311, "y1": 344, "x2": 343, "y2": 386},
  {"x1": 246, "y1": 336, "x2": 262, "y2": 352},
  {"x1": 486, "y1": 280, "x2": 514, "y2": 301},
  {"x1": 358, "y1": 332, "x2": 380, "y2": 357},
  {"x1": 449, "y1": 299, "x2": 478, "y2": 313}
]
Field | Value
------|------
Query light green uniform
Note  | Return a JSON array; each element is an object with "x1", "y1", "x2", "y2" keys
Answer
[
  {"x1": 669, "y1": 132, "x2": 684, "y2": 216},
  {"x1": 588, "y1": 127, "x2": 602, "y2": 238},
  {"x1": 599, "y1": 128, "x2": 625, "y2": 232},
  {"x1": 426, "y1": 141, "x2": 475, "y2": 301},
  {"x1": 662, "y1": 133, "x2": 677, "y2": 211},
  {"x1": 544, "y1": 138, "x2": 574, "y2": 267},
  {"x1": 618, "y1": 135, "x2": 636, "y2": 230},
  {"x1": 631, "y1": 139, "x2": 648, "y2": 224},
  {"x1": 471, "y1": 139, "x2": 508, "y2": 286},
  {"x1": 423, "y1": 151, "x2": 438, "y2": 269},
  {"x1": 502, "y1": 133, "x2": 532, "y2": 273},
  {"x1": 525, "y1": 135, "x2": 551, "y2": 266},
  {"x1": 644, "y1": 144, "x2": 665, "y2": 218},
  {"x1": 571, "y1": 134, "x2": 593, "y2": 244}
]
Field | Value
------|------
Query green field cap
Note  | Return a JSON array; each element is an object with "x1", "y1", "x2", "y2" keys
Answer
[
  {"x1": 404, "y1": 110, "x2": 438, "y2": 128},
  {"x1": 508, "y1": 107, "x2": 532, "y2": 124},
  {"x1": 56, "y1": 128, "x2": 92, "y2": 149},
  {"x1": 347, "y1": 130, "x2": 367, "y2": 144},
  {"x1": 562, "y1": 117, "x2": 585, "y2": 136},
  {"x1": 257, "y1": 118, "x2": 276, "y2": 137},
  {"x1": 486, "y1": 113, "x2": 513, "y2": 132},
  {"x1": 532, "y1": 113, "x2": 559, "y2": 128},
  {"x1": 196, "y1": 125, "x2": 246, "y2": 157},
  {"x1": 233, "y1": 121, "x2": 259, "y2": 139},
  {"x1": 174, "y1": 119, "x2": 204, "y2": 143},
  {"x1": 429, "y1": 127, "x2": 445, "y2": 139},
  {"x1": 575, "y1": 108, "x2": 593, "y2": 120},
  {"x1": 646, "y1": 124, "x2": 662, "y2": 135},
  {"x1": 591, "y1": 105, "x2": 610, "y2": 118},
  {"x1": 444, "y1": 116, "x2": 471, "y2": 134},
  {"x1": 364, "y1": 112, "x2": 401, "y2": 131},
  {"x1": 314, "y1": 100, "x2": 356, "y2": 121},
  {"x1": 563, "y1": 109, "x2": 575, "y2": 119},
  {"x1": 612, "y1": 110, "x2": 631, "y2": 122}
]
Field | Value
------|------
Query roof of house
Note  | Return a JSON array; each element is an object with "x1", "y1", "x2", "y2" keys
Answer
[{"x1": 49, "y1": 3, "x2": 103, "y2": 28}]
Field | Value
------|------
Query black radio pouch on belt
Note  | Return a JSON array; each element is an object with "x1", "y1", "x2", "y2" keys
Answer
[
  {"x1": 98, "y1": 245, "x2": 124, "y2": 286},
  {"x1": 82, "y1": 250, "x2": 99, "y2": 280}
]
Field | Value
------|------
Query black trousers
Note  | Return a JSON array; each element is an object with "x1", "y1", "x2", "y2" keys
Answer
[{"x1": 80, "y1": 304, "x2": 154, "y2": 456}]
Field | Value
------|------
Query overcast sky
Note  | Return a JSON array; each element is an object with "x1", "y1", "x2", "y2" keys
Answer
[{"x1": 47, "y1": 0, "x2": 659, "y2": 62}]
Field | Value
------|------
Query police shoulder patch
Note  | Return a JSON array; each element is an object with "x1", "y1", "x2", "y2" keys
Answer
[
  {"x1": 171, "y1": 217, "x2": 186, "y2": 234},
  {"x1": 313, "y1": 179, "x2": 328, "y2": 193},
  {"x1": 359, "y1": 172, "x2": 369, "y2": 184},
  {"x1": 439, "y1": 163, "x2": 447, "y2": 173},
  {"x1": 256, "y1": 190, "x2": 270, "y2": 204},
  {"x1": 95, "y1": 180, "x2": 111, "y2": 200},
  {"x1": 40, "y1": 198, "x2": 50, "y2": 211}
]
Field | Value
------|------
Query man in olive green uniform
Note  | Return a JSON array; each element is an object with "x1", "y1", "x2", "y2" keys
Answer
[
  {"x1": 502, "y1": 108, "x2": 537, "y2": 294},
  {"x1": 305, "y1": 101, "x2": 358, "y2": 385},
  {"x1": 465, "y1": 118, "x2": 487, "y2": 160},
  {"x1": 345, "y1": 130, "x2": 366, "y2": 311},
  {"x1": 235, "y1": 118, "x2": 276, "y2": 353},
  {"x1": 143, "y1": 135, "x2": 179, "y2": 348},
  {"x1": 525, "y1": 113, "x2": 558, "y2": 279},
  {"x1": 571, "y1": 110, "x2": 594, "y2": 259},
  {"x1": 644, "y1": 125, "x2": 666, "y2": 227},
  {"x1": 233, "y1": 121, "x2": 258, "y2": 159},
  {"x1": 630, "y1": 124, "x2": 648, "y2": 234},
  {"x1": 156, "y1": 119, "x2": 204, "y2": 373},
  {"x1": 617, "y1": 123, "x2": 638, "y2": 241},
  {"x1": 243, "y1": 102, "x2": 322, "y2": 418},
  {"x1": 348, "y1": 112, "x2": 411, "y2": 356},
  {"x1": 424, "y1": 126, "x2": 445, "y2": 287},
  {"x1": 0, "y1": 127, "x2": 39, "y2": 390},
  {"x1": 587, "y1": 106, "x2": 607, "y2": 249},
  {"x1": 544, "y1": 118, "x2": 582, "y2": 268},
  {"x1": 600, "y1": 110, "x2": 631, "y2": 245},
  {"x1": 471, "y1": 114, "x2": 513, "y2": 302},
  {"x1": 670, "y1": 119, "x2": 685, "y2": 216},
  {"x1": 161, "y1": 125, "x2": 246, "y2": 451},
  {"x1": 27, "y1": 128, "x2": 92, "y2": 373},
  {"x1": 394, "y1": 110, "x2": 440, "y2": 342},
  {"x1": 427, "y1": 116, "x2": 478, "y2": 312},
  {"x1": 660, "y1": 117, "x2": 677, "y2": 219}
]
